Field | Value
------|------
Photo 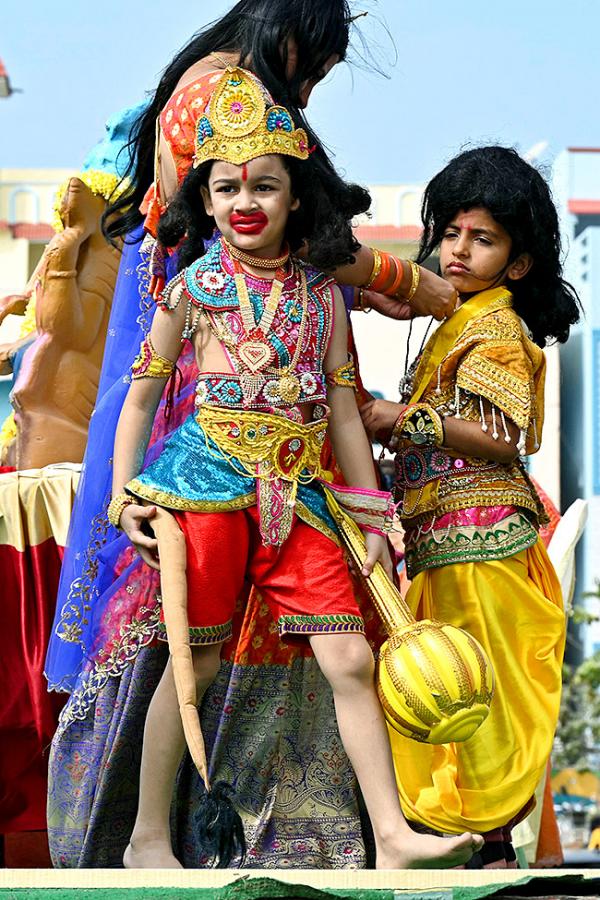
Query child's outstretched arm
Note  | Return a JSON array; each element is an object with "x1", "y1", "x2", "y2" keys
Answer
[
  {"x1": 361, "y1": 397, "x2": 521, "y2": 464},
  {"x1": 325, "y1": 287, "x2": 393, "y2": 579},
  {"x1": 111, "y1": 301, "x2": 186, "y2": 568}
]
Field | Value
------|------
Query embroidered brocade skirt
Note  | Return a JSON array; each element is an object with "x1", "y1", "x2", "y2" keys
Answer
[{"x1": 390, "y1": 537, "x2": 565, "y2": 833}]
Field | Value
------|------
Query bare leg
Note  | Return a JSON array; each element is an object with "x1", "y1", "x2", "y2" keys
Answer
[
  {"x1": 124, "y1": 643, "x2": 222, "y2": 868},
  {"x1": 309, "y1": 633, "x2": 484, "y2": 869}
]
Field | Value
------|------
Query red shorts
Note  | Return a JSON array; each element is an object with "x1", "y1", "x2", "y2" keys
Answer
[{"x1": 157, "y1": 506, "x2": 364, "y2": 645}]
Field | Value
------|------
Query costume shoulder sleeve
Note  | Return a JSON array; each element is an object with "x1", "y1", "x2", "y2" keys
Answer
[{"x1": 455, "y1": 308, "x2": 542, "y2": 429}]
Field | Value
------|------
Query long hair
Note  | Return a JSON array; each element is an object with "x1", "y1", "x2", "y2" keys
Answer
[
  {"x1": 103, "y1": 0, "x2": 354, "y2": 242},
  {"x1": 417, "y1": 145, "x2": 581, "y2": 347},
  {"x1": 157, "y1": 155, "x2": 370, "y2": 272}
]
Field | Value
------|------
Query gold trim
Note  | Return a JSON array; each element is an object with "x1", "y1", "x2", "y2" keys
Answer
[
  {"x1": 295, "y1": 500, "x2": 340, "y2": 546},
  {"x1": 126, "y1": 479, "x2": 256, "y2": 512}
]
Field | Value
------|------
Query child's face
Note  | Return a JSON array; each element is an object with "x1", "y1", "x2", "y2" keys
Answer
[
  {"x1": 201, "y1": 155, "x2": 299, "y2": 259},
  {"x1": 439, "y1": 207, "x2": 531, "y2": 294}
]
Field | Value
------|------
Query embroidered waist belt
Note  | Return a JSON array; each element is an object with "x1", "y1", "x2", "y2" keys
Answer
[
  {"x1": 196, "y1": 405, "x2": 328, "y2": 547},
  {"x1": 197, "y1": 405, "x2": 328, "y2": 482},
  {"x1": 195, "y1": 372, "x2": 327, "y2": 410},
  {"x1": 395, "y1": 441, "x2": 541, "y2": 525},
  {"x1": 395, "y1": 446, "x2": 495, "y2": 490}
]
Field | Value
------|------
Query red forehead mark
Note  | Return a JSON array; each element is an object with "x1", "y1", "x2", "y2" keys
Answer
[
  {"x1": 241, "y1": 163, "x2": 248, "y2": 182},
  {"x1": 457, "y1": 216, "x2": 474, "y2": 230}
]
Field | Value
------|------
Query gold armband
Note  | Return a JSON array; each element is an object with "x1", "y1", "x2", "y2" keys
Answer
[
  {"x1": 325, "y1": 355, "x2": 357, "y2": 389},
  {"x1": 393, "y1": 403, "x2": 444, "y2": 448},
  {"x1": 107, "y1": 492, "x2": 135, "y2": 529},
  {"x1": 131, "y1": 336, "x2": 176, "y2": 380}
]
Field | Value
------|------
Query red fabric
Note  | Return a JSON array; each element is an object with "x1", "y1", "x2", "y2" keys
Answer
[
  {"x1": 0, "y1": 538, "x2": 66, "y2": 832},
  {"x1": 3, "y1": 830, "x2": 52, "y2": 867},
  {"x1": 173, "y1": 507, "x2": 361, "y2": 635}
]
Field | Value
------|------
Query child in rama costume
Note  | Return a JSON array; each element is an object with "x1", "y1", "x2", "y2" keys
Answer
[
  {"x1": 360, "y1": 146, "x2": 581, "y2": 868},
  {"x1": 107, "y1": 68, "x2": 484, "y2": 870}
]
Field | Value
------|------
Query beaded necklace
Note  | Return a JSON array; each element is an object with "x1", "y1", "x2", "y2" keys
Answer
[
  {"x1": 233, "y1": 257, "x2": 286, "y2": 377},
  {"x1": 209, "y1": 259, "x2": 309, "y2": 404},
  {"x1": 223, "y1": 237, "x2": 290, "y2": 271}
]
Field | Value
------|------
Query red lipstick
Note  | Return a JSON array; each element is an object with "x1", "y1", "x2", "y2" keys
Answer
[{"x1": 230, "y1": 212, "x2": 268, "y2": 234}]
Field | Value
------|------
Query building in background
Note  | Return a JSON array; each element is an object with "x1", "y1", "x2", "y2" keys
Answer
[{"x1": 553, "y1": 147, "x2": 600, "y2": 659}]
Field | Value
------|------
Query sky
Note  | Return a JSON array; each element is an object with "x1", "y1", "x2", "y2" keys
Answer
[{"x1": 1, "y1": 0, "x2": 598, "y2": 185}]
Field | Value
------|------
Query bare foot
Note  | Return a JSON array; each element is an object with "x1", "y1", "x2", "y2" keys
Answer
[
  {"x1": 376, "y1": 830, "x2": 484, "y2": 869},
  {"x1": 123, "y1": 839, "x2": 183, "y2": 869}
]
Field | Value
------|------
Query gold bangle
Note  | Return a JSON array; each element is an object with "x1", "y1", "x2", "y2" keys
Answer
[
  {"x1": 107, "y1": 492, "x2": 134, "y2": 529},
  {"x1": 364, "y1": 248, "x2": 382, "y2": 289},
  {"x1": 406, "y1": 260, "x2": 421, "y2": 304},
  {"x1": 357, "y1": 288, "x2": 372, "y2": 313}
]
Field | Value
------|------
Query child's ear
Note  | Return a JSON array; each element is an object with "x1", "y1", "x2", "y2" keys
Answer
[
  {"x1": 507, "y1": 252, "x2": 533, "y2": 281},
  {"x1": 200, "y1": 185, "x2": 213, "y2": 216},
  {"x1": 290, "y1": 196, "x2": 300, "y2": 213}
]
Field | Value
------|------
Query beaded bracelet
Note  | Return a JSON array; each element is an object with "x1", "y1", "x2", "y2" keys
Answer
[{"x1": 107, "y1": 492, "x2": 135, "y2": 529}]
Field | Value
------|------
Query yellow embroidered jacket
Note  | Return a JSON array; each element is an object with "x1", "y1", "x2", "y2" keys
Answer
[{"x1": 395, "y1": 288, "x2": 547, "y2": 526}]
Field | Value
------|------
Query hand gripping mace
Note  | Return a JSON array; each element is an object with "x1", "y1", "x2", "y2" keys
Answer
[{"x1": 324, "y1": 490, "x2": 495, "y2": 744}]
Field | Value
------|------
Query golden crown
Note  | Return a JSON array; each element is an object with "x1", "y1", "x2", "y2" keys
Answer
[{"x1": 193, "y1": 67, "x2": 310, "y2": 168}]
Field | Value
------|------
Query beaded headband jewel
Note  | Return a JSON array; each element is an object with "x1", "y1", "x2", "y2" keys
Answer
[{"x1": 193, "y1": 67, "x2": 310, "y2": 168}]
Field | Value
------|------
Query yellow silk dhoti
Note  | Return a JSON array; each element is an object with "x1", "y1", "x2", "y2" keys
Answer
[{"x1": 390, "y1": 539, "x2": 565, "y2": 834}]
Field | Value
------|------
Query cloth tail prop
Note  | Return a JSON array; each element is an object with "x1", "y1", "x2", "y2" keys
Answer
[{"x1": 151, "y1": 506, "x2": 245, "y2": 867}]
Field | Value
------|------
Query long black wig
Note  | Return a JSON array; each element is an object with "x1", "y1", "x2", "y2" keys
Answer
[
  {"x1": 157, "y1": 154, "x2": 371, "y2": 273},
  {"x1": 103, "y1": 0, "x2": 357, "y2": 243},
  {"x1": 416, "y1": 146, "x2": 581, "y2": 347}
]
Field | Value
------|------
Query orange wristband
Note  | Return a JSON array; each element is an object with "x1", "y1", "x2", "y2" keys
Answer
[{"x1": 369, "y1": 253, "x2": 392, "y2": 293}]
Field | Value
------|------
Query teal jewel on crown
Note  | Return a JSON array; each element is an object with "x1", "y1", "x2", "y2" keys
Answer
[
  {"x1": 196, "y1": 116, "x2": 214, "y2": 149},
  {"x1": 266, "y1": 107, "x2": 294, "y2": 133}
]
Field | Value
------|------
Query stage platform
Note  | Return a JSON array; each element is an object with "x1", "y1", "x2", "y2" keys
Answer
[{"x1": 0, "y1": 869, "x2": 598, "y2": 899}]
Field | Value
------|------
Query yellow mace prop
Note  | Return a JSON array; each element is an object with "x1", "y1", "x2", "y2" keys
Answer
[{"x1": 324, "y1": 491, "x2": 495, "y2": 744}]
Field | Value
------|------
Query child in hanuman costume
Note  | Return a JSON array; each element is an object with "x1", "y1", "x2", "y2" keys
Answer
[
  {"x1": 361, "y1": 146, "x2": 580, "y2": 868},
  {"x1": 107, "y1": 68, "x2": 482, "y2": 870}
]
